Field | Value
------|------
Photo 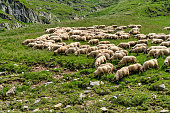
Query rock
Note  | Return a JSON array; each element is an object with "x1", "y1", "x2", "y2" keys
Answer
[
  {"x1": 152, "y1": 94, "x2": 156, "y2": 99},
  {"x1": 64, "y1": 105, "x2": 71, "y2": 109},
  {"x1": 54, "y1": 103, "x2": 62, "y2": 108},
  {"x1": 23, "y1": 106, "x2": 28, "y2": 109},
  {"x1": 33, "y1": 108, "x2": 39, "y2": 112},
  {"x1": 90, "y1": 81, "x2": 100, "y2": 86},
  {"x1": 138, "y1": 83, "x2": 142, "y2": 86},
  {"x1": 6, "y1": 86, "x2": 16, "y2": 95},
  {"x1": 0, "y1": 72, "x2": 6, "y2": 76},
  {"x1": 159, "y1": 109, "x2": 169, "y2": 113},
  {"x1": 44, "y1": 82, "x2": 53, "y2": 86},
  {"x1": 127, "y1": 107, "x2": 130, "y2": 110},
  {"x1": 86, "y1": 87, "x2": 92, "y2": 90},
  {"x1": 0, "y1": 85, "x2": 3, "y2": 90},
  {"x1": 84, "y1": 90, "x2": 92, "y2": 94},
  {"x1": 34, "y1": 99, "x2": 41, "y2": 104},
  {"x1": 101, "y1": 81, "x2": 104, "y2": 85},
  {"x1": 158, "y1": 84, "x2": 165, "y2": 91},
  {"x1": 78, "y1": 93, "x2": 85, "y2": 101},
  {"x1": 100, "y1": 107, "x2": 108, "y2": 111}
]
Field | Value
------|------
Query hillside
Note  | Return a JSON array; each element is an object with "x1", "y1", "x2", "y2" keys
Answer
[{"x1": 0, "y1": 0, "x2": 169, "y2": 31}]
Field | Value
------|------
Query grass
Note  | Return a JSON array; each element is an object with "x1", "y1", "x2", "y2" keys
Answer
[{"x1": 0, "y1": 14, "x2": 170, "y2": 112}]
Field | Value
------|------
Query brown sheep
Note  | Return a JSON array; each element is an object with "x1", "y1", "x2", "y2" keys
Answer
[
  {"x1": 99, "y1": 63, "x2": 115, "y2": 73},
  {"x1": 100, "y1": 49, "x2": 114, "y2": 57},
  {"x1": 32, "y1": 44, "x2": 45, "y2": 49},
  {"x1": 118, "y1": 43, "x2": 130, "y2": 49},
  {"x1": 109, "y1": 46, "x2": 122, "y2": 52},
  {"x1": 48, "y1": 44, "x2": 62, "y2": 51},
  {"x1": 143, "y1": 59, "x2": 159, "y2": 71},
  {"x1": 93, "y1": 65, "x2": 110, "y2": 77},
  {"x1": 127, "y1": 63, "x2": 143, "y2": 74},
  {"x1": 114, "y1": 67, "x2": 129, "y2": 81},
  {"x1": 80, "y1": 45, "x2": 90, "y2": 49},
  {"x1": 132, "y1": 43, "x2": 147, "y2": 49},
  {"x1": 118, "y1": 56, "x2": 137, "y2": 66}
]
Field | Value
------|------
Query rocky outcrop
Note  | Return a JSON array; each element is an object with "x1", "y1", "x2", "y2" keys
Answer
[
  {"x1": 0, "y1": 0, "x2": 55, "y2": 24},
  {"x1": 0, "y1": 22, "x2": 23, "y2": 31}
]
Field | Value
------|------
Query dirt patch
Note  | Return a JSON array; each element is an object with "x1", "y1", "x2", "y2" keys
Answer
[
  {"x1": 31, "y1": 80, "x2": 46, "y2": 89},
  {"x1": 32, "y1": 64, "x2": 49, "y2": 72},
  {"x1": 61, "y1": 69, "x2": 77, "y2": 75}
]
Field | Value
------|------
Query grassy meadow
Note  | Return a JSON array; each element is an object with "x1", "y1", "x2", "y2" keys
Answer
[{"x1": 0, "y1": 15, "x2": 170, "y2": 112}]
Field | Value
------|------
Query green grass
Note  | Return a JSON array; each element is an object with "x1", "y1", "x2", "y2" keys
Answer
[{"x1": 0, "y1": 14, "x2": 170, "y2": 112}]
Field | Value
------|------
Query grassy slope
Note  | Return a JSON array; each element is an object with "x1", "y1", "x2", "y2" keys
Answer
[{"x1": 0, "y1": 14, "x2": 170, "y2": 112}]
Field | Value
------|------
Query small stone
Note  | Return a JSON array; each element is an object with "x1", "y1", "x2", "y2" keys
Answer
[
  {"x1": 64, "y1": 105, "x2": 71, "y2": 109},
  {"x1": 90, "y1": 81, "x2": 100, "y2": 86},
  {"x1": 78, "y1": 93, "x2": 85, "y2": 101},
  {"x1": 0, "y1": 72, "x2": 6, "y2": 76},
  {"x1": 44, "y1": 82, "x2": 53, "y2": 86},
  {"x1": 34, "y1": 99, "x2": 41, "y2": 104},
  {"x1": 54, "y1": 103, "x2": 62, "y2": 108},
  {"x1": 101, "y1": 81, "x2": 104, "y2": 85},
  {"x1": 6, "y1": 86, "x2": 16, "y2": 95},
  {"x1": 86, "y1": 87, "x2": 92, "y2": 90},
  {"x1": 100, "y1": 107, "x2": 108, "y2": 111},
  {"x1": 152, "y1": 94, "x2": 156, "y2": 99},
  {"x1": 127, "y1": 107, "x2": 130, "y2": 110},
  {"x1": 159, "y1": 84, "x2": 165, "y2": 91},
  {"x1": 138, "y1": 83, "x2": 141, "y2": 86},
  {"x1": 14, "y1": 64, "x2": 18, "y2": 66},
  {"x1": 33, "y1": 108, "x2": 39, "y2": 112},
  {"x1": 73, "y1": 78, "x2": 79, "y2": 81},
  {"x1": 0, "y1": 85, "x2": 3, "y2": 90},
  {"x1": 113, "y1": 96, "x2": 117, "y2": 99},
  {"x1": 159, "y1": 109, "x2": 169, "y2": 113},
  {"x1": 84, "y1": 90, "x2": 92, "y2": 94},
  {"x1": 23, "y1": 106, "x2": 28, "y2": 109}
]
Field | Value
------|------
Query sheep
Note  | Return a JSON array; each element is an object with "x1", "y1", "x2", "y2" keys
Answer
[
  {"x1": 118, "y1": 43, "x2": 130, "y2": 49},
  {"x1": 93, "y1": 65, "x2": 111, "y2": 77},
  {"x1": 88, "y1": 39, "x2": 99, "y2": 45},
  {"x1": 116, "y1": 31, "x2": 125, "y2": 36},
  {"x1": 118, "y1": 56, "x2": 137, "y2": 66},
  {"x1": 155, "y1": 49, "x2": 170, "y2": 58},
  {"x1": 99, "y1": 41, "x2": 110, "y2": 44},
  {"x1": 129, "y1": 28, "x2": 140, "y2": 35},
  {"x1": 116, "y1": 50, "x2": 128, "y2": 56},
  {"x1": 98, "y1": 25, "x2": 106, "y2": 29},
  {"x1": 69, "y1": 30, "x2": 82, "y2": 35},
  {"x1": 151, "y1": 39, "x2": 163, "y2": 44},
  {"x1": 164, "y1": 27, "x2": 170, "y2": 30},
  {"x1": 96, "y1": 52, "x2": 110, "y2": 60},
  {"x1": 120, "y1": 34, "x2": 130, "y2": 39},
  {"x1": 95, "y1": 55, "x2": 107, "y2": 68},
  {"x1": 130, "y1": 46, "x2": 147, "y2": 55},
  {"x1": 109, "y1": 46, "x2": 122, "y2": 52},
  {"x1": 147, "y1": 46, "x2": 167, "y2": 52},
  {"x1": 147, "y1": 49, "x2": 159, "y2": 58},
  {"x1": 128, "y1": 41, "x2": 138, "y2": 47},
  {"x1": 80, "y1": 45, "x2": 90, "y2": 49},
  {"x1": 164, "y1": 56, "x2": 170, "y2": 66},
  {"x1": 137, "y1": 40, "x2": 148, "y2": 45},
  {"x1": 99, "y1": 63, "x2": 115, "y2": 73},
  {"x1": 68, "y1": 42, "x2": 81, "y2": 47},
  {"x1": 160, "y1": 41, "x2": 170, "y2": 47},
  {"x1": 74, "y1": 36, "x2": 86, "y2": 41},
  {"x1": 87, "y1": 50, "x2": 102, "y2": 58},
  {"x1": 98, "y1": 45, "x2": 108, "y2": 50},
  {"x1": 45, "y1": 28, "x2": 56, "y2": 33},
  {"x1": 135, "y1": 34, "x2": 147, "y2": 40},
  {"x1": 32, "y1": 44, "x2": 44, "y2": 49},
  {"x1": 74, "y1": 48, "x2": 88, "y2": 56},
  {"x1": 48, "y1": 44, "x2": 62, "y2": 51},
  {"x1": 22, "y1": 39, "x2": 36, "y2": 45},
  {"x1": 127, "y1": 63, "x2": 143, "y2": 74},
  {"x1": 53, "y1": 38, "x2": 62, "y2": 42},
  {"x1": 132, "y1": 43, "x2": 147, "y2": 49},
  {"x1": 87, "y1": 46, "x2": 98, "y2": 53},
  {"x1": 105, "y1": 34, "x2": 118, "y2": 39},
  {"x1": 65, "y1": 47, "x2": 77, "y2": 55},
  {"x1": 27, "y1": 43, "x2": 36, "y2": 47},
  {"x1": 60, "y1": 33, "x2": 69, "y2": 40},
  {"x1": 100, "y1": 49, "x2": 114, "y2": 57},
  {"x1": 147, "y1": 33, "x2": 157, "y2": 39},
  {"x1": 70, "y1": 35, "x2": 81, "y2": 39},
  {"x1": 54, "y1": 46, "x2": 68, "y2": 55},
  {"x1": 143, "y1": 59, "x2": 159, "y2": 71},
  {"x1": 113, "y1": 67, "x2": 129, "y2": 81},
  {"x1": 110, "y1": 52, "x2": 125, "y2": 61}
]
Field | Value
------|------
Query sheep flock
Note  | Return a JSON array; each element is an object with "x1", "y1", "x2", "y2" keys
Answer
[{"x1": 22, "y1": 25, "x2": 170, "y2": 81}]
